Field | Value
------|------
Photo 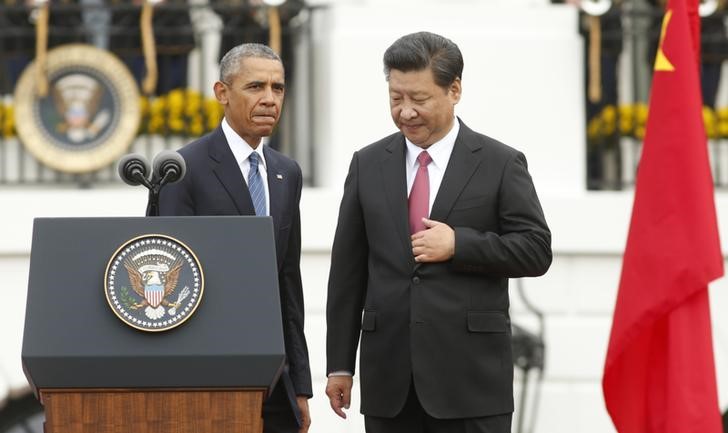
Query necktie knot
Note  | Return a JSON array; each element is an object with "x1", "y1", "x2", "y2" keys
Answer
[{"x1": 417, "y1": 151, "x2": 432, "y2": 167}]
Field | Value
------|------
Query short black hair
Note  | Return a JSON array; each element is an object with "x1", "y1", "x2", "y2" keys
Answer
[
  {"x1": 383, "y1": 32, "x2": 463, "y2": 88},
  {"x1": 219, "y1": 43, "x2": 282, "y2": 83}
]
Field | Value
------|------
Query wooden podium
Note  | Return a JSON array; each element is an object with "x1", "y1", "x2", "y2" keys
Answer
[
  {"x1": 40, "y1": 389, "x2": 265, "y2": 433},
  {"x1": 23, "y1": 217, "x2": 286, "y2": 433}
]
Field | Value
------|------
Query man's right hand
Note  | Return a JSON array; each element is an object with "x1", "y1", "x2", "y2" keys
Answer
[{"x1": 325, "y1": 375, "x2": 353, "y2": 419}]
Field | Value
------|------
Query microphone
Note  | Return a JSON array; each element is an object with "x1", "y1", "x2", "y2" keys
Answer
[
  {"x1": 152, "y1": 150, "x2": 186, "y2": 186},
  {"x1": 117, "y1": 153, "x2": 151, "y2": 187}
]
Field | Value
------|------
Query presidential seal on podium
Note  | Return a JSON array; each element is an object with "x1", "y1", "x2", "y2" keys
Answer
[
  {"x1": 13, "y1": 44, "x2": 140, "y2": 173},
  {"x1": 105, "y1": 234, "x2": 204, "y2": 332}
]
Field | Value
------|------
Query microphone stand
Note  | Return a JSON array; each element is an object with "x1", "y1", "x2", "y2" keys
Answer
[
  {"x1": 146, "y1": 170, "x2": 177, "y2": 217},
  {"x1": 146, "y1": 182, "x2": 161, "y2": 217}
]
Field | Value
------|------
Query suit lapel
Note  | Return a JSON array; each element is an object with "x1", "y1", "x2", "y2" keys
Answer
[
  {"x1": 264, "y1": 146, "x2": 284, "y2": 237},
  {"x1": 381, "y1": 135, "x2": 415, "y2": 265},
  {"x1": 430, "y1": 121, "x2": 484, "y2": 222},
  {"x1": 208, "y1": 127, "x2": 255, "y2": 215}
]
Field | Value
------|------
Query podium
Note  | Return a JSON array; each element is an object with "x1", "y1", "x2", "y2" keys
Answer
[{"x1": 22, "y1": 217, "x2": 285, "y2": 433}]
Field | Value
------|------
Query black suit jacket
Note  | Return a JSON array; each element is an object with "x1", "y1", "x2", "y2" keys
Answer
[
  {"x1": 326, "y1": 119, "x2": 552, "y2": 419},
  {"x1": 158, "y1": 127, "x2": 313, "y2": 412}
]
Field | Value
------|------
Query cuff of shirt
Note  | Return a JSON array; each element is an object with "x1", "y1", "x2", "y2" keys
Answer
[{"x1": 327, "y1": 371, "x2": 353, "y2": 377}]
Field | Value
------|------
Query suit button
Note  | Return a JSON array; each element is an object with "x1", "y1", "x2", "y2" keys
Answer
[{"x1": 412, "y1": 276, "x2": 420, "y2": 284}]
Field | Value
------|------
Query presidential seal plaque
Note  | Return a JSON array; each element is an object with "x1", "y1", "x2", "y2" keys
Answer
[
  {"x1": 105, "y1": 234, "x2": 204, "y2": 332},
  {"x1": 14, "y1": 44, "x2": 140, "y2": 173}
]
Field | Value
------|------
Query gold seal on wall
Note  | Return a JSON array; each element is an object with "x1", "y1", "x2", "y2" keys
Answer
[{"x1": 14, "y1": 44, "x2": 140, "y2": 174}]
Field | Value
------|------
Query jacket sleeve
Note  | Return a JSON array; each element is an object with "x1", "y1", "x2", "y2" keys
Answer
[
  {"x1": 451, "y1": 151, "x2": 552, "y2": 277},
  {"x1": 279, "y1": 163, "x2": 313, "y2": 397},
  {"x1": 326, "y1": 152, "x2": 369, "y2": 375}
]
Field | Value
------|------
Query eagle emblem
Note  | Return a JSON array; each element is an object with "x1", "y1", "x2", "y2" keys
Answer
[
  {"x1": 124, "y1": 254, "x2": 189, "y2": 320},
  {"x1": 51, "y1": 73, "x2": 111, "y2": 144},
  {"x1": 105, "y1": 235, "x2": 204, "y2": 332}
]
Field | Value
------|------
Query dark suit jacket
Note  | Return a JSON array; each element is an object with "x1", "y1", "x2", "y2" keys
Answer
[
  {"x1": 326, "y1": 119, "x2": 552, "y2": 419},
  {"x1": 158, "y1": 127, "x2": 313, "y2": 416}
]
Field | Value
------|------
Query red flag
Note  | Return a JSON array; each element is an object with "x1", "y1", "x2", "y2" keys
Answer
[{"x1": 602, "y1": 0, "x2": 724, "y2": 432}]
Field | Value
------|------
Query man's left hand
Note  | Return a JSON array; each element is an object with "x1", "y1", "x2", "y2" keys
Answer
[
  {"x1": 297, "y1": 396, "x2": 311, "y2": 433},
  {"x1": 411, "y1": 218, "x2": 455, "y2": 262}
]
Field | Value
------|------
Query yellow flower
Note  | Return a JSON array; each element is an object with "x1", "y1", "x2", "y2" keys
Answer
[
  {"x1": 602, "y1": 105, "x2": 616, "y2": 122},
  {"x1": 619, "y1": 104, "x2": 635, "y2": 135},
  {"x1": 185, "y1": 90, "x2": 202, "y2": 117},
  {"x1": 618, "y1": 104, "x2": 634, "y2": 119},
  {"x1": 718, "y1": 120, "x2": 728, "y2": 138},
  {"x1": 189, "y1": 119, "x2": 204, "y2": 137},
  {"x1": 205, "y1": 98, "x2": 223, "y2": 131},
  {"x1": 168, "y1": 118, "x2": 185, "y2": 134},
  {"x1": 587, "y1": 117, "x2": 601, "y2": 140},
  {"x1": 718, "y1": 107, "x2": 728, "y2": 123},
  {"x1": 167, "y1": 89, "x2": 184, "y2": 115},
  {"x1": 139, "y1": 96, "x2": 150, "y2": 117},
  {"x1": 3, "y1": 105, "x2": 15, "y2": 138},
  {"x1": 601, "y1": 105, "x2": 616, "y2": 136},
  {"x1": 148, "y1": 115, "x2": 165, "y2": 134},
  {"x1": 635, "y1": 103, "x2": 649, "y2": 125},
  {"x1": 703, "y1": 106, "x2": 717, "y2": 138},
  {"x1": 149, "y1": 96, "x2": 167, "y2": 117}
]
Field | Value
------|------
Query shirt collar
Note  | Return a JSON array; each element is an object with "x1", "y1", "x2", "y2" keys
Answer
[
  {"x1": 222, "y1": 117, "x2": 267, "y2": 169},
  {"x1": 405, "y1": 117, "x2": 459, "y2": 170}
]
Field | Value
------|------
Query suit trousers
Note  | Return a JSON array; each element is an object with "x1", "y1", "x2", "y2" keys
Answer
[
  {"x1": 364, "y1": 381, "x2": 512, "y2": 433},
  {"x1": 263, "y1": 376, "x2": 300, "y2": 433}
]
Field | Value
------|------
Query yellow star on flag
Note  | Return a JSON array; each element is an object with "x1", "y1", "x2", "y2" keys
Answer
[{"x1": 655, "y1": 10, "x2": 676, "y2": 71}]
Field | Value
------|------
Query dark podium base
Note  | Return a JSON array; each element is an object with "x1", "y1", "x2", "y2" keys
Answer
[{"x1": 40, "y1": 388, "x2": 266, "y2": 433}]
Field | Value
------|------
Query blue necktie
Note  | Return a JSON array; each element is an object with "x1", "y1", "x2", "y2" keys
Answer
[{"x1": 248, "y1": 152, "x2": 267, "y2": 216}]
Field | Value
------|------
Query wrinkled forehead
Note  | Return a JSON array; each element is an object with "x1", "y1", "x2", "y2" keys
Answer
[{"x1": 236, "y1": 57, "x2": 285, "y2": 82}]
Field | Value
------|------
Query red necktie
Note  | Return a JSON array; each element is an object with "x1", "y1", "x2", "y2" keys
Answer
[{"x1": 409, "y1": 151, "x2": 432, "y2": 234}]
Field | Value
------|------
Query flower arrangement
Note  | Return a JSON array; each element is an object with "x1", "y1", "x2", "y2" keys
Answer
[
  {"x1": 618, "y1": 103, "x2": 648, "y2": 140},
  {"x1": 0, "y1": 88, "x2": 222, "y2": 139},
  {"x1": 589, "y1": 103, "x2": 647, "y2": 141},
  {"x1": 591, "y1": 103, "x2": 727, "y2": 141},
  {"x1": 138, "y1": 88, "x2": 223, "y2": 136},
  {"x1": 588, "y1": 104, "x2": 618, "y2": 140}
]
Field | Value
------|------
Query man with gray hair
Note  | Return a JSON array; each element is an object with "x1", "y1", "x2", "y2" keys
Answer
[
  {"x1": 325, "y1": 31, "x2": 552, "y2": 433},
  {"x1": 159, "y1": 43, "x2": 312, "y2": 433}
]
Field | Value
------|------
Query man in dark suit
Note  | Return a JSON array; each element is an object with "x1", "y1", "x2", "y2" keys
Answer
[
  {"x1": 158, "y1": 43, "x2": 312, "y2": 433},
  {"x1": 325, "y1": 32, "x2": 552, "y2": 433}
]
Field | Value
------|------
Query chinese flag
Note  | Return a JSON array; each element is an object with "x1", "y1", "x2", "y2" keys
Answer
[{"x1": 602, "y1": 0, "x2": 724, "y2": 431}]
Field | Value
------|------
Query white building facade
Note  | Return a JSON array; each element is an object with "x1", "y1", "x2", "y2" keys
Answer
[{"x1": 1, "y1": 2, "x2": 727, "y2": 433}]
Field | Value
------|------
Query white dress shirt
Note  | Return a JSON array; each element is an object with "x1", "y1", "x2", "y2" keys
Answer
[
  {"x1": 221, "y1": 118, "x2": 270, "y2": 215},
  {"x1": 405, "y1": 118, "x2": 459, "y2": 214}
]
